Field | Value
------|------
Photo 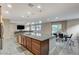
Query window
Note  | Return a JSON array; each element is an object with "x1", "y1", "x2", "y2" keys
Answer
[
  {"x1": 35, "y1": 24, "x2": 41, "y2": 36},
  {"x1": 31, "y1": 25, "x2": 35, "y2": 31},
  {"x1": 26, "y1": 21, "x2": 42, "y2": 35},
  {"x1": 52, "y1": 24, "x2": 62, "y2": 35},
  {"x1": 36, "y1": 33, "x2": 41, "y2": 36},
  {"x1": 31, "y1": 32, "x2": 35, "y2": 35},
  {"x1": 25, "y1": 25, "x2": 30, "y2": 34},
  {"x1": 30, "y1": 24, "x2": 41, "y2": 35},
  {"x1": 36, "y1": 25, "x2": 41, "y2": 31}
]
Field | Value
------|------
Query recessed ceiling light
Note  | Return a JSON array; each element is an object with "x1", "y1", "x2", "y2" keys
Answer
[
  {"x1": 39, "y1": 21, "x2": 42, "y2": 23},
  {"x1": 31, "y1": 22, "x2": 35, "y2": 24},
  {"x1": 7, "y1": 4, "x2": 12, "y2": 8},
  {"x1": 37, "y1": 5, "x2": 41, "y2": 9},
  {"x1": 55, "y1": 17, "x2": 59, "y2": 19},
  {"x1": 21, "y1": 16, "x2": 24, "y2": 18},
  {"x1": 27, "y1": 11, "x2": 31, "y2": 15},
  {"x1": 5, "y1": 11, "x2": 9, "y2": 14}
]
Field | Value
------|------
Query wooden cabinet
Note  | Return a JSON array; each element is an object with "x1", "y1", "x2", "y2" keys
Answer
[
  {"x1": 40, "y1": 40, "x2": 49, "y2": 55},
  {"x1": 27, "y1": 37, "x2": 32, "y2": 51},
  {"x1": 21, "y1": 35, "x2": 24, "y2": 45},
  {"x1": 17, "y1": 35, "x2": 27, "y2": 47},
  {"x1": 32, "y1": 39, "x2": 41, "y2": 55},
  {"x1": 17, "y1": 35, "x2": 22, "y2": 44},
  {"x1": 23, "y1": 37, "x2": 27, "y2": 47},
  {"x1": 32, "y1": 39, "x2": 49, "y2": 55},
  {"x1": 17, "y1": 35, "x2": 49, "y2": 55}
]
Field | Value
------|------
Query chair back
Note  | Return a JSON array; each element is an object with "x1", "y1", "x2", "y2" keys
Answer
[
  {"x1": 59, "y1": 33, "x2": 64, "y2": 38},
  {"x1": 70, "y1": 34, "x2": 73, "y2": 38},
  {"x1": 53, "y1": 33, "x2": 58, "y2": 38}
]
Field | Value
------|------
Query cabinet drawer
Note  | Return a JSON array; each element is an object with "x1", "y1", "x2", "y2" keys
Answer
[
  {"x1": 23, "y1": 39, "x2": 27, "y2": 47},
  {"x1": 27, "y1": 43, "x2": 31, "y2": 47},
  {"x1": 27, "y1": 46, "x2": 31, "y2": 51},
  {"x1": 27, "y1": 38, "x2": 32, "y2": 51},
  {"x1": 32, "y1": 42, "x2": 40, "y2": 51},
  {"x1": 32, "y1": 39, "x2": 40, "y2": 45},
  {"x1": 27, "y1": 39, "x2": 31, "y2": 47}
]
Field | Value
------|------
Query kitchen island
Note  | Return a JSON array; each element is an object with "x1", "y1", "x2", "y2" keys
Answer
[{"x1": 16, "y1": 33, "x2": 51, "y2": 55}]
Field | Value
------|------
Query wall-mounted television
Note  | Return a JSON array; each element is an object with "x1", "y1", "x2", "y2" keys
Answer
[{"x1": 17, "y1": 25, "x2": 25, "y2": 30}]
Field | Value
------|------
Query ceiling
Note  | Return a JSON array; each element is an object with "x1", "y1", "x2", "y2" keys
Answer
[{"x1": 0, "y1": 3, "x2": 79, "y2": 24}]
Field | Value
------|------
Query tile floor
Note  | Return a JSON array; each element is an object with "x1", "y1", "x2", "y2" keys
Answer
[
  {"x1": 49, "y1": 38, "x2": 79, "y2": 55},
  {"x1": 0, "y1": 37, "x2": 79, "y2": 55},
  {"x1": 0, "y1": 37, "x2": 33, "y2": 55}
]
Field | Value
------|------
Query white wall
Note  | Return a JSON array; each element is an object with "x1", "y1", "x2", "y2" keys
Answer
[
  {"x1": 67, "y1": 19, "x2": 79, "y2": 39},
  {"x1": 3, "y1": 19, "x2": 17, "y2": 39},
  {"x1": 41, "y1": 22, "x2": 52, "y2": 35}
]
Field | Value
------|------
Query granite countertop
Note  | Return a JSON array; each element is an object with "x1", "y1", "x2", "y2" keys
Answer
[{"x1": 23, "y1": 33, "x2": 54, "y2": 41}]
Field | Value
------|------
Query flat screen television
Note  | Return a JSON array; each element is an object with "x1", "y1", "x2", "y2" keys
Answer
[{"x1": 17, "y1": 25, "x2": 25, "y2": 30}]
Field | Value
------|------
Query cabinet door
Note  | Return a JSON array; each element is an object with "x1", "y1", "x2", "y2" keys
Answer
[
  {"x1": 23, "y1": 36, "x2": 27, "y2": 47},
  {"x1": 41, "y1": 40, "x2": 49, "y2": 55},
  {"x1": 32, "y1": 39, "x2": 41, "y2": 55},
  {"x1": 27, "y1": 37, "x2": 32, "y2": 51},
  {"x1": 17, "y1": 35, "x2": 19, "y2": 43},
  {"x1": 18, "y1": 35, "x2": 22, "y2": 44},
  {"x1": 21, "y1": 36, "x2": 23, "y2": 45}
]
